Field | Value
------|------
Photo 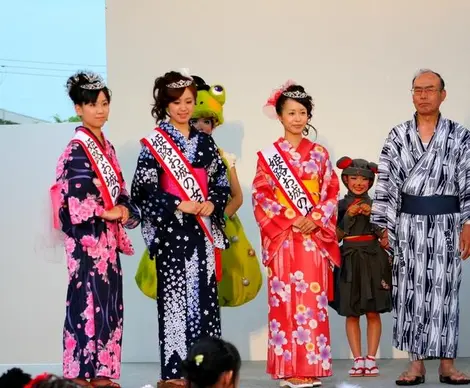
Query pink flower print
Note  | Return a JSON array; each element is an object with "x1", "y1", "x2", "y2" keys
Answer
[
  {"x1": 283, "y1": 350, "x2": 292, "y2": 361},
  {"x1": 319, "y1": 345, "x2": 331, "y2": 361},
  {"x1": 295, "y1": 279, "x2": 308, "y2": 293},
  {"x1": 309, "y1": 149, "x2": 323, "y2": 162},
  {"x1": 282, "y1": 240, "x2": 289, "y2": 248},
  {"x1": 68, "y1": 197, "x2": 83, "y2": 224},
  {"x1": 303, "y1": 160, "x2": 319, "y2": 175},
  {"x1": 317, "y1": 311, "x2": 327, "y2": 322},
  {"x1": 305, "y1": 308, "x2": 314, "y2": 319},
  {"x1": 293, "y1": 271, "x2": 304, "y2": 281},
  {"x1": 303, "y1": 239, "x2": 316, "y2": 252},
  {"x1": 307, "y1": 351, "x2": 318, "y2": 365},
  {"x1": 270, "y1": 330, "x2": 288, "y2": 348},
  {"x1": 84, "y1": 293, "x2": 94, "y2": 320},
  {"x1": 78, "y1": 200, "x2": 95, "y2": 222},
  {"x1": 81, "y1": 235, "x2": 98, "y2": 248},
  {"x1": 279, "y1": 140, "x2": 291, "y2": 152},
  {"x1": 316, "y1": 292, "x2": 328, "y2": 309},
  {"x1": 85, "y1": 318, "x2": 95, "y2": 339},
  {"x1": 261, "y1": 200, "x2": 271, "y2": 211},
  {"x1": 87, "y1": 234, "x2": 108, "y2": 259},
  {"x1": 309, "y1": 319, "x2": 318, "y2": 329},
  {"x1": 269, "y1": 319, "x2": 281, "y2": 333},
  {"x1": 294, "y1": 312, "x2": 308, "y2": 326},
  {"x1": 262, "y1": 249, "x2": 269, "y2": 263},
  {"x1": 67, "y1": 361, "x2": 80, "y2": 379},
  {"x1": 64, "y1": 236, "x2": 76, "y2": 255},
  {"x1": 270, "y1": 296, "x2": 280, "y2": 307},
  {"x1": 64, "y1": 331, "x2": 77, "y2": 352},
  {"x1": 278, "y1": 285, "x2": 291, "y2": 303},
  {"x1": 254, "y1": 192, "x2": 265, "y2": 201},
  {"x1": 293, "y1": 327, "x2": 311, "y2": 345},
  {"x1": 316, "y1": 334, "x2": 328, "y2": 348},
  {"x1": 98, "y1": 350, "x2": 112, "y2": 369},
  {"x1": 67, "y1": 256, "x2": 79, "y2": 277},
  {"x1": 321, "y1": 201, "x2": 336, "y2": 224},
  {"x1": 270, "y1": 202, "x2": 282, "y2": 215},
  {"x1": 96, "y1": 259, "x2": 109, "y2": 277},
  {"x1": 270, "y1": 277, "x2": 285, "y2": 294}
]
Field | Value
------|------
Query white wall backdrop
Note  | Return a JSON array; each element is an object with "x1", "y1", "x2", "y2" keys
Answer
[{"x1": 2, "y1": 0, "x2": 470, "y2": 367}]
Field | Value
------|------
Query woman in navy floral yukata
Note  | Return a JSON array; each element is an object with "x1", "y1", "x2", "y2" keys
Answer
[
  {"x1": 131, "y1": 70, "x2": 230, "y2": 388},
  {"x1": 53, "y1": 71, "x2": 140, "y2": 387}
]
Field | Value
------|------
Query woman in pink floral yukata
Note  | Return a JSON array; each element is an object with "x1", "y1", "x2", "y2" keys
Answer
[
  {"x1": 252, "y1": 81, "x2": 341, "y2": 388},
  {"x1": 53, "y1": 71, "x2": 140, "y2": 388}
]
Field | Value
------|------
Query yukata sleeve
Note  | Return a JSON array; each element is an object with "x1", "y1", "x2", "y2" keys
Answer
[
  {"x1": 131, "y1": 145, "x2": 181, "y2": 228},
  {"x1": 308, "y1": 148, "x2": 340, "y2": 243},
  {"x1": 107, "y1": 144, "x2": 140, "y2": 229},
  {"x1": 371, "y1": 129, "x2": 401, "y2": 254},
  {"x1": 207, "y1": 139, "x2": 231, "y2": 223},
  {"x1": 252, "y1": 157, "x2": 302, "y2": 266},
  {"x1": 457, "y1": 130, "x2": 470, "y2": 226},
  {"x1": 59, "y1": 142, "x2": 106, "y2": 240}
]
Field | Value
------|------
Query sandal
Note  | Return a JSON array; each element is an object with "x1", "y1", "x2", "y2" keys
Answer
[
  {"x1": 280, "y1": 377, "x2": 321, "y2": 387},
  {"x1": 396, "y1": 371, "x2": 425, "y2": 386},
  {"x1": 157, "y1": 379, "x2": 188, "y2": 388},
  {"x1": 70, "y1": 378, "x2": 93, "y2": 387},
  {"x1": 364, "y1": 355, "x2": 379, "y2": 377},
  {"x1": 439, "y1": 370, "x2": 470, "y2": 385},
  {"x1": 349, "y1": 357, "x2": 365, "y2": 377},
  {"x1": 90, "y1": 378, "x2": 121, "y2": 387}
]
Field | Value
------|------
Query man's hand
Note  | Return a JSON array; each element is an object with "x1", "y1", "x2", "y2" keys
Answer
[{"x1": 460, "y1": 224, "x2": 470, "y2": 260}]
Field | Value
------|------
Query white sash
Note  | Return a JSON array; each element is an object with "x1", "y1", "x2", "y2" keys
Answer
[
  {"x1": 142, "y1": 128, "x2": 213, "y2": 242},
  {"x1": 258, "y1": 143, "x2": 315, "y2": 216},
  {"x1": 72, "y1": 128, "x2": 122, "y2": 210}
]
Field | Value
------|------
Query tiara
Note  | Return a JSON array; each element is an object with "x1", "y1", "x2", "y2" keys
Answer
[
  {"x1": 282, "y1": 90, "x2": 308, "y2": 99},
  {"x1": 80, "y1": 73, "x2": 106, "y2": 90},
  {"x1": 167, "y1": 79, "x2": 193, "y2": 88}
]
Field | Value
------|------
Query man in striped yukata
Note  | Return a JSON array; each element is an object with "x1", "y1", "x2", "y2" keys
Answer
[{"x1": 371, "y1": 69, "x2": 470, "y2": 386}]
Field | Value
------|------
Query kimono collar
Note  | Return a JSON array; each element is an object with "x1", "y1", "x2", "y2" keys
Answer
[
  {"x1": 343, "y1": 190, "x2": 371, "y2": 206},
  {"x1": 411, "y1": 111, "x2": 443, "y2": 132},
  {"x1": 159, "y1": 120, "x2": 198, "y2": 140}
]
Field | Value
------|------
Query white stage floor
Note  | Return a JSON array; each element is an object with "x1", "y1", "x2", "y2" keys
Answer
[{"x1": 1, "y1": 359, "x2": 469, "y2": 387}]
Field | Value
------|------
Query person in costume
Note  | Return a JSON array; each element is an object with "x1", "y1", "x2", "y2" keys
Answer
[
  {"x1": 131, "y1": 71, "x2": 230, "y2": 387},
  {"x1": 190, "y1": 75, "x2": 262, "y2": 306},
  {"x1": 53, "y1": 71, "x2": 140, "y2": 387},
  {"x1": 252, "y1": 80, "x2": 341, "y2": 388},
  {"x1": 330, "y1": 157, "x2": 392, "y2": 378}
]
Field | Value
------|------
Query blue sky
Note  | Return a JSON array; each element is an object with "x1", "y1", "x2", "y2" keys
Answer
[{"x1": 0, "y1": 0, "x2": 106, "y2": 121}]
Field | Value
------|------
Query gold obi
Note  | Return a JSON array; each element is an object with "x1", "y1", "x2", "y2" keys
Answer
[{"x1": 275, "y1": 179, "x2": 320, "y2": 208}]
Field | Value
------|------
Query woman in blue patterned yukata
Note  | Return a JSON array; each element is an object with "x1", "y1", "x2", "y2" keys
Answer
[{"x1": 131, "y1": 71, "x2": 230, "y2": 388}]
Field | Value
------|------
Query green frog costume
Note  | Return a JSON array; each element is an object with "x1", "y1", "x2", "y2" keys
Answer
[{"x1": 135, "y1": 75, "x2": 262, "y2": 307}]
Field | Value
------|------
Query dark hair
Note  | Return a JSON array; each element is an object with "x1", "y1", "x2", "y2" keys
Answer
[
  {"x1": 275, "y1": 84, "x2": 317, "y2": 137},
  {"x1": 181, "y1": 337, "x2": 241, "y2": 388},
  {"x1": 0, "y1": 368, "x2": 31, "y2": 388},
  {"x1": 151, "y1": 71, "x2": 197, "y2": 122},
  {"x1": 412, "y1": 69, "x2": 445, "y2": 90},
  {"x1": 66, "y1": 71, "x2": 111, "y2": 105},
  {"x1": 32, "y1": 375, "x2": 81, "y2": 388}
]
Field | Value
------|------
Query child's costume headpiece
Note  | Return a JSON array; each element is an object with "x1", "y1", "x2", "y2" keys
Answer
[
  {"x1": 336, "y1": 156, "x2": 378, "y2": 189},
  {"x1": 191, "y1": 75, "x2": 225, "y2": 125}
]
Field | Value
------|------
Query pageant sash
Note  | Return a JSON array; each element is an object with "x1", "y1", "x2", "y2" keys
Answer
[
  {"x1": 72, "y1": 128, "x2": 122, "y2": 210},
  {"x1": 141, "y1": 127, "x2": 213, "y2": 242},
  {"x1": 258, "y1": 143, "x2": 316, "y2": 216}
]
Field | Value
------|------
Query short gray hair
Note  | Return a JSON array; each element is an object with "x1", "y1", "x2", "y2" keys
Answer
[{"x1": 412, "y1": 68, "x2": 445, "y2": 90}]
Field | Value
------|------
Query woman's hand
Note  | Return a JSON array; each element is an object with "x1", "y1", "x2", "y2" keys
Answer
[
  {"x1": 177, "y1": 201, "x2": 202, "y2": 215},
  {"x1": 198, "y1": 201, "x2": 215, "y2": 217}
]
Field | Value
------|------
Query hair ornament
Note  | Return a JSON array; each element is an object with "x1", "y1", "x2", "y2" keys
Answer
[
  {"x1": 283, "y1": 90, "x2": 308, "y2": 99},
  {"x1": 24, "y1": 373, "x2": 50, "y2": 388},
  {"x1": 262, "y1": 79, "x2": 297, "y2": 119},
  {"x1": 194, "y1": 354, "x2": 204, "y2": 366},
  {"x1": 167, "y1": 68, "x2": 194, "y2": 89},
  {"x1": 66, "y1": 71, "x2": 106, "y2": 92}
]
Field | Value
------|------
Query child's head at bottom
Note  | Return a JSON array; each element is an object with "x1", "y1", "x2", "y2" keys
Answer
[{"x1": 181, "y1": 337, "x2": 241, "y2": 388}]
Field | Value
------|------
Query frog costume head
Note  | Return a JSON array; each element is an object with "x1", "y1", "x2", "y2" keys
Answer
[{"x1": 191, "y1": 75, "x2": 226, "y2": 127}]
